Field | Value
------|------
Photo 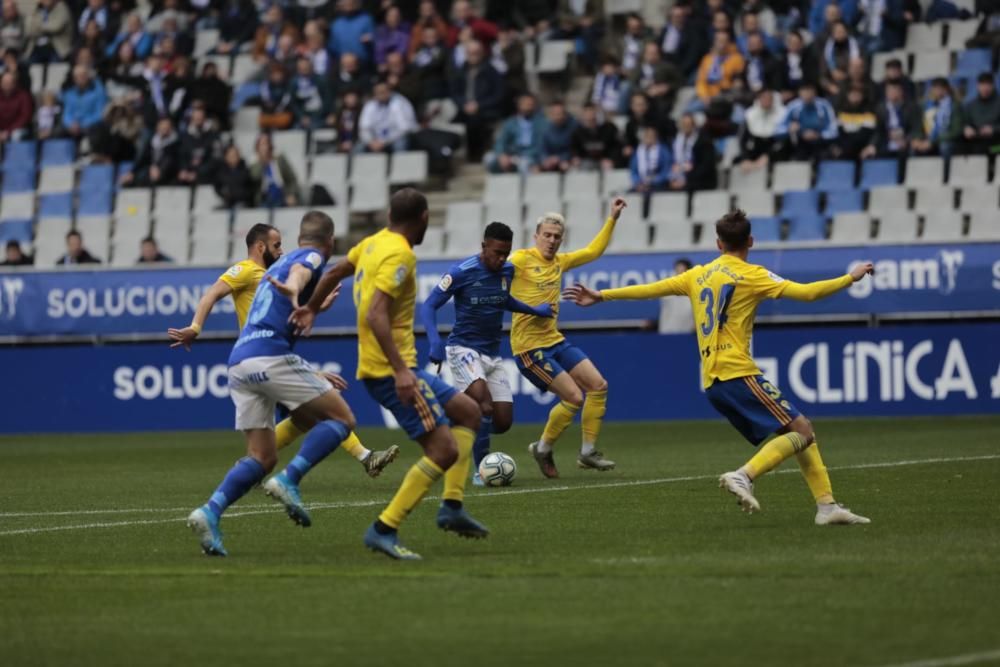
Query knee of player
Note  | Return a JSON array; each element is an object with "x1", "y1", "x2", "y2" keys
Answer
[
  {"x1": 479, "y1": 400, "x2": 494, "y2": 419},
  {"x1": 434, "y1": 439, "x2": 459, "y2": 469},
  {"x1": 793, "y1": 419, "x2": 815, "y2": 445},
  {"x1": 590, "y1": 377, "x2": 608, "y2": 393},
  {"x1": 492, "y1": 415, "x2": 512, "y2": 434},
  {"x1": 339, "y1": 413, "x2": 357, "y2": 434},
  {"x1": 257, "y1": 450, "x2": 279, "y2": 472}
]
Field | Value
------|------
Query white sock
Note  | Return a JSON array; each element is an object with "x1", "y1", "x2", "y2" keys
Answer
[
  {"x1": 536, "y1": 440, "x2": 552, "y2": 454},
  {"x1": 816, "y1": 501, "x2": 838, "y2": 513},
  {"x1": 358, "y1": 448, "x2": 371, "y2": 462},
  {"x1": 580, "y1": 442, "x2": 595, "y2": 456}
]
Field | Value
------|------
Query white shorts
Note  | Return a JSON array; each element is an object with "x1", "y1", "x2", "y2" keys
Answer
[
  {"x1": 228, "y1": 354, "x2": 333, "y2": 431},
  {"x1": 446, "y1": 345, "x2": 513, "y2": 403}
]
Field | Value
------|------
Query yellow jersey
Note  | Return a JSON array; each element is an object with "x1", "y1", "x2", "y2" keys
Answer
[
  {"x1": 218, "y1": 259, "x2": 265, "y2": 331},
  {"x1": 347, "y1": 228, "x2": 418, "y2": 379},
  {"x1": 600, "y1": 254, "x2": 852, "y2": 389},
  {"x1": 509, "y1": 217, "x2": 616, "y2": 355}
]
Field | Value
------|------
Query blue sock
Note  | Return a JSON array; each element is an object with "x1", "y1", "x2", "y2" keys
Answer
[
  {"x1": 285, "y1": 419, "x2": 350, "y2": 484},
  {"x1": 473, "y1": 416, "x2": 492, "y2": 470},
  {"x1": 207, "y1": 456, "x2": 266, "y2": 517}
]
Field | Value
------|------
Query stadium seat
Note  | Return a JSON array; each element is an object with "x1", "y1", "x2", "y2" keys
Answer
[
  {"x1": 75, "y1": 217, "x2": 111, "y2": 263},
  {"x1": 79, "y1": 164, "x2": 114, "y2": 193},
  {"x1": 153, "y1": 187, "x2": 192, "y2": 218},
  {"x1": 34, "y1": 218, "x2": 72, "y2": 265},
  {"x1": 523, "y1": 199, "x2": 563, "y2": 231},
  {"x1": 868, "y1": 186, "x2": 909, "y2": 215},
  {"x1": 564, "y1": 199, "x2": 605, "y2": 249},
  {"x1": 913, "y1": 186, "x2": 956, "y2": 213},
  {"x1": 484, "y1": 173, "x2": 522, "y2": 204},
  {"x1": 414, "y1": 226, "x2": 445, "y2": 258},
  {"x1": 444, "y1": 221, "x2": 483, "y2": 256},
  {"x1": 154, "y1": 226, "x2": 190, "y2": 265},
  {"x1": 952, "y1": 49, "x2": 992, "y2": 80},
  {"x1": 948, "y1": 156, "x2": 990, "y2": 186},
  {"x1": 816, "y1": 161, "x2": 856, "y2": 191},
  {"x1": 524, "y1": 172, "x2": 562, "y2": 202},
  {"x1": 718, "y1": 137, "x2": 740, "y2": 166},
  {"x1": 608, "y1": 194, "x2": 648, "y2": 251},
  {"x1": 921, "y1": 211, "x2": 966, "y2": 241},
  {"x1": 785, "y1": 214, "x2": 827, "y2": 242},
  {"x1": 650, "y1": 219, "x2": 696, "y2": 249},
  {"x1": 1, "y1": 169, "x2": 35, "y2": 194},
  {"x1": 272, "y1": 207, "x2": 309, "y2": 243},
  {"x1": 779, "y1": 190, "x2": 820, "y2": 217},
  {"x1": 230, "y1": 54, "x2": 258, "y2": 84},
  {"x1": 38, "y1": 166, "x2": 74, "y2": 194},
  {"x1": 3, "y1": 140, "x2": 36, "y2": 170},
  {"x1": 749, "y1": 217, "x2": 782, "y2": 243},
  {"x1": 111, "y1": 216, "x2": 152, "y2": 266},
  {"x1": 735, "y1": 190, "x2": 775, "y2": 218},
  {"x1": 194, "y1": 29, "x2": 219, "y2": 57},
  {"x1": 946, "y1": 20, "x2": 982, "y2": 50},
  {"x1": 29, "y1": 63, "x2": 44, "y2": 95},
  {"x1": 648, "y1": 192, "x2": 689, "y2": 223},
  {"x1": 39, "y1": 193, "x2": 72, "y2": 220},
  {"x1": 310, "y1": 154, "x2": 349, "y2": 205},
  {"x1": 189, "y1": 211, "x2": 231, "y2": 264},
  {"x1": 40, "y1": 140, "x2": 75, "y2": 167},
  {"x1": 46, "y1": 62, "x2": 70, "y2": 89},
  {"x1": 601, "y1": 169, "x2": 632, "y2": 197},
  {"x1": 272, "y1": 130, "x2": 308, "y2": 184},
  {"x1": 825, "y1": 189, "x2": 865, "y2": 215},
  {"x1": 445, "y1": 201, "x2": 484, "y2": 231},
  {"x1": 388, "y1": 151, "x2": 429, "y2": 185},
  {"x1": 697, "y1": 222, "x2": 721, "y2": 248},
  {"x1": 829, "y1": 213, "x2": 873, "y2": 244},
  {"x1": 350, "y1": 152, "x2": 388, "y2": 183},
  {"x1": 193, "y1": 184, "x2": 225, "y2": 212},
  {"x1": 860, "y1": 159, "x2": 899, "y2": 188},
  {"x1": 690, "y1": 191, "x2": 730, "y2": 222},
  {"x1": 233, "y1": 107, "x2": 261, "y2": 133},
  {"x1": 871, "y1": 51, "x2": 909, "y2": 82},
  {"x1": 115, "y1": 188, "x2": 153, "y2": 219},
  {"x1": 485, "y1": 201, "x2": 523, "y2": 231},
  {"x1": 968, "y1": 211, "x2": 1000, "y2": 240},
  {"x1": 0, "y1": 219, "x2": 32, "y2": 244},
  {"x1": 535, "y1": 40, "x2": 573, "y2": 73},
  {"x1": 0, "y1": 193, "x2": 34, "y2": 220},
  {"x1": 910, "y1": 51, "x2": 952, "y2": 81},
  {"x1": 905, "y1": 156, "x2": 946, "y2": 188},
  {"x1": 116, "y1": 161, "x2": 134, "y2": 183},
  {"x1": 906, "y1": 23, "x2": 944, "y2": 51},
  {"x1": 604, "y1": 0, "x2": 641, "y2": 14},
  {"x1": 563, "y1": 171, "x2": 600, "y2": 200},
  {"x1": 876, "y1": 211, "x2": 919, "y2": 243},
  {"x1": 350, "y1": 179, "x2": 389, "y2": 213},
  {"x1": 232, "y1": 131, "x2": 257, "y2": 164},
  {"x1": 771, "y1": 161, "x2": 812, "y2": 192},
  {"x1": 727, "y1": 166, "x2": 768, "y2": 193},
  {"x1": 959, "y1": 185, "x2": 1000, "y2": 212}
]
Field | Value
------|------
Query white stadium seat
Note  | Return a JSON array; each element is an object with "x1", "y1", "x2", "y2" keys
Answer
[
  {"x1": 912, "y1": 186, "x2": 956, "y2": 214},
  {"x1": 648, "y1": 192, "x2": 688, "y2": 223},
  {"x1": 34, "y1": 218, "x2": 73, "y2": 266},
  {"x1": 876, "y1": 211, "x2": 919, "y2": 243},
  {"x1": 483, "y1": 173, "x2": 522, "y2": 204},
  {"x1": 830, "y1": 213, "x2": 872, "y2": 244},
  {"x1": 388, "y1": 151, "x2": 429, "y2": 185},
  {"x1": 690, "y1": 191, "x2": 731, "y2": 223},
  {"x1": 904, "y1": 157, "x2": 946, "y2": 188},
  {"x1": 38, "y1": 166, "x2": 74, "y2": 194},
  {"x1": 771, "y1": 161, "x2": 812, "y2": 192},
  {"x1": 867, "y1": 186, "x2": 908, "y2": 216},
  {"x1": 651, "y1": 220, "x2": 696, "y2": 249},
  {"x1": 524, "y1": 172, "x2": 561, "y2": 202},
  {"x1": 75, "y1": 216, "x2": 111, "y2": 263},
  {"x1": 921, "y1": 211, "x2": 965, "y2": 242}
]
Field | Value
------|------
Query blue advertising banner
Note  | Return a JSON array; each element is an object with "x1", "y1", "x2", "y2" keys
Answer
[
  {"x1": 1, "y1": 243, "x2": 998, "y2": 338},
  {"x1": 0, "y1": 323, "x2": 997, "y2": 433}
]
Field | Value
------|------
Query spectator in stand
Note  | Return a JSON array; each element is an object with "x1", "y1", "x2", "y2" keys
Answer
[
  {"x1": 488, "y1": 92, "x2": 545, "y2": 174},
  {"x1": 145, "y1": 0, "x2": 191, "y2": 34},
  {"x1": 258, "y1": 62, "x2": 294, "y2": 130},
  {"x1": 192, "y1": 61, "x2": 231, "y2": 130},
  {"x1": 216, "y1": 0, "x2": 257, "y2": 56},
  {"x1": 629, "y1": 125, "x2": 672, "y2": 193},
  {"x1": 270, "y1": 31, "x2": 300, "y2": 72},
  {"x1": 359, "y1": 80, "x2": 417, "y2": 153},
  {"x1": 106, "y1": 13, "x2": 152, "y2": 61},
  {"x1": 90, "y1": 96, "x2": 141, "y2": 163},
  {"x1": 329, "y1": 0, "x2": 374, "y2": 62},
  {"x1": 2, "y1": 240, "x2": 32, "y2": 266},
  {"x1": 738, "y1": 88, "x2": 786, "y2": 169},
  {"x1": 140, "y1": 53, "x2": 169, "y2": 124},
  {"x1": 742, "y1": 31, "x2": 780, "y2": 96},
  {"x1": 450, "y1": 39, "x2": 504, "y2": 163},
  {"x1": 165, "y1": 55, "x2": 195, "y2": 119},
  {"x1": 177, "y1": 100, "x2": 220, "y2": 185},
  {"x1": 253, "y1": 5, "x2": 299, "y2": 64},
  {"x1": 35, "y1": 89, "x2": 60, "y2": 140},
  {"x1": 0, "y1": 71, "x2": 32, "y2": 142},
  {"x1": 776, "y1": 81, "x2": 839, "y2": 160},
  {"x1": 291, "y1": 55, "x2": 332, "y2": 130},
  {"x1": 862, "y1": 79, "x2": 923, "y2": 158},
  {"x1": 330, "y1": 52, "x2": 371, "y2": 99},
  {"x1": 571, "y1": 103, "x2": 620, "y2": 171},
  {"x1": 630, "y1": 41, "x2": 681, "y2": 116},
  {"x1": 537, "y1": 100, "x2": 577, "y2": 173},
  {"x1": 876, "y1": 58, "x2": 916, "y2": 102},
  {"x1": 106, "y1": 40, "x2": 143, "y2": 98},
  {"x1": 490, "y1": 24, "x2": 526, "y2": 111},
  {"x1": 669, "y1": 112, "x2": 718, "y2": 191},
  {"x1": 215, "y1": 144, "x2": 254, "y2": 208},
  {"x1": 0, "y1": 1, "x2": 26, "y2": 54},
  {"x1": 841, "y1": 58, "x2": 875, "y2": 106},
  {"x1": 808, "y1": 0, "x2": 857, "y2": 40},
  {"x1": 776, "y1": 30, "x2": 818, "y2": 104},
  {"x1": 912, "y1": 78, "x2": 963, "y2": 157},
  {"x1": 448, "y1": 0, "x2": 497, "y2": 48},
  {"x1": 334, "y1": 90, "x2": 361, "y2": 153},
  {"x1": 26, "y1": 0, "x2": 73, "y2": 64},
  {"x1": 659, "y1": 4, "x2": 706, "y2": 80},
  {"x1": 623, "y1": 91, "x2": 675, "y2": 164},
  {"x1": 410, "y1": 23, "x2": 448, "y2": 101},
  {"x1": 856, "y1": 0, "x2": 908, "y2": 53},
  {"x1": 78, "y1": 0, "x2": 114, "y2": 41},
  {"x1": 137, "y1": 236, "x2": 172, "y2": 264},
  {"x1": 299, "y1": 20, "x2": 330, "y2": 77},
  {"x1": 618, "y1": 13, "x2": 651, "y2": 72},
  {"x1": 62, "y1": 65, "x2": 107, "y2": 139},
  {"x1": 375, "y1": 5, "x2": 409, "y2": 72},
  {"x1": 832, "y1": 84, "x2": 877, "y2": 159},
  {"x1": 56, "y1": 230, "x2": 101, "y2": 265},
  {"x1": 590, "y1": 54, "x2": 627, "y2": 116},
  {"x1": 736, "y1": 12, "x2": 781, "y2": 56},
  {"x1": 153, "y1": 17, "x2": 193, "y2": 59},
  {"x1": 695, "y1": 30, "x2": 745, "y2": 106},
  {"x1": 960, "y1": 72, "x2": 1000, "y2": 155},
  {"x1": 249, "y1": 133, "x2": 300, "y2": 207},
  {"x1": 819, "y1": 21, "x2": 860, "y2": 100},
  {"x1": 384, "y1": 51, "x2": 422, "y2": 108},
  {"x1": 410, "y1": 0, "x2": 451, "y2": 56},
  {"x1": 121, "y1": 115, "x2": 180, "y2": 186},
  {"x1": 553, "y1": 0, "x2": 604, "y2": 70}
]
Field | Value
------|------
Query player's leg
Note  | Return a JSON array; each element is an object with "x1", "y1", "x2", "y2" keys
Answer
[
  {"x1": 785, "y1": 418, "x2": 871, "y2": 525},
  {"x1": 464, "y1": 379, "x2": 494, "y2": 485},
  {"x1": 447, "y1": 346, "x2": 493, "y2": 483},
  {"x1": 535, "y1": 371, "x2": 582, "y2": 478},
  {"x1": 436, "y1": 389, "x2": 490, "y2": 535},
  {"x1": 566, "y1": 355, "x2": 615, "y2": 471}
]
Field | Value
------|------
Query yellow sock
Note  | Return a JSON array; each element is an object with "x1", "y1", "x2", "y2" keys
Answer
[
  {"x1": 581, "y1": 389, "x2": 607, "y2": 447},
  {"x1": 378, "y1": 457, "x2": 443, "y2": 529},
  {"x1": 339, "y1": 432, "x2": 371, "y2": 462},
  {"x1": 442, "y1": 426, "x2": 475, "y2": 502},
  {"x1": 796, "y1": 442, "x2": 834, "y2": 504},
  {"x1": 275, "y1": 418, "x2": 305, "y2": 451},
  {"x1": 541, "y1": 400, "x2": 580, "y2": 446},
  {"x1": 743, "y1": 432, "x2": 809, "y2": 480}
]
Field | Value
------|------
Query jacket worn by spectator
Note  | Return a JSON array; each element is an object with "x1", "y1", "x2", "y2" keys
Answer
[
  {"x1": 630, "y1": 142, "x2": 673, "y2": 191},
  {"x1": 777, "y1": 96, "x2": 840, "y2": 141},
  {"x1": 571, "y1": 120, "x2": 621, "y2": 166},
  {"x1": 492, "y1": 112, "x2": 546, "y2": 169},
  {"x1": 963, "y1": 91, "x2": 1000, "y2": 135},
  {"x1": 179, "y1": 122, "x2": 220, "y2": 182},
  {"x1": 62, "y1": 78, "x2": 108, "y2": 130},
  {"x1": 871, "y1": 97, "x2": 923, "y2": 155},
  {"x1": 215, "y1": 157, "x2": 254, "y2": 208},
  {"x1": 133, "y1": 127, "x2": 180, "y2": 184},
  {"x1": 540, "y1": 116, "x2": 579, "y2": 166},
  {"x1": 671, "y1": 130, "x2": 718, "y2": 191},
  {"x1": 449, "y1": 60, "x2": 505, "y2": 120},
  {"x1": 658, "y1": 17, "x2": 706, "y2": 78},
  {"x1": 329, "y1": 9, "x2": 375, "y2": 60},
  {"x1": 250, "y1": 155, "x2": 300, "y2": 207},
  {"x1": 27, "y1": 0, "x2": 73, "y2": 60},
  {"x1": 359, "y1": 93, "x2": 417, "y2": 148},
  {"x1": 695, "y1": 45, "x2": 745, "y2": 102},
  {"x1": 0, "y1": 84, "x2": 32, "y2": 136}
]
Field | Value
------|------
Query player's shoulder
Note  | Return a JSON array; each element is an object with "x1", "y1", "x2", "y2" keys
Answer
[
  {"x1": 289, "y1": 246, "x2": 325, "y2": 270},
  {"x1": 222, "y1": 259, "x2": 261, "y2": 282},
  {"x1": 457, "y1": 254, "x2": 480, "y2": 272}
]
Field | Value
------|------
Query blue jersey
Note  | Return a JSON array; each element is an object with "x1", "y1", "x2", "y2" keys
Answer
[
  {"x1": 435, "y1": 255, "x2": 514, "y2": 357},
  {"x1": 228, "y1": 247, "x2": 327, "y2": 365}
]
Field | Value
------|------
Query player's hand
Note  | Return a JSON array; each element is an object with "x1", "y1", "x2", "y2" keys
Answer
[
  {"x1": 167, "y1": 326, "x2": 198, "y2": 350},
  {"x1": 323, "y1": 372, "x2": 349, "y2": 391},
  {"x1": 394, "y1": 368, "x2": 418, "y2": 406},
  {"x1": 610, "y1": 196, "x2": 627, "y2": 220},
  {"x1": 289, "y1": 306, "x2": 317, "y2": 336},
  {"x1": 562, "y1": 283, "x2": 603, "y2": 307},
  {"x1": 318, "y1": 283, "x2": 342, "y2": 313},
  {"x1": 428, "y1": 340, "x2": 446, "y2": 365},
  {"x1": 849, "y1": 261, "x2": 875, "y2": 282},
  {"x1": 268, "y1": 276, "x2": 300, "y2": 305},
  {"x1": 536, "y1": 303, "x2": 555, "y2": 318}
]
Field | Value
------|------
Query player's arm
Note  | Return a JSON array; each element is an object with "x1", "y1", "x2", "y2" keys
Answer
[
  {"x1": 289, "y1": 257, "x2": 355, "y2": 336},
  {"x1": 506, "y1": 294, "x2": 554, "y2": 318},
  {"x1": 559, "y1": 197, "x2": 627, "y2": 270},
  {"x1": 563, "y1": 273, "x2": 689, "y2": 305},
  {"x1": 167, "y1": 279, "x2": 233, "y2": 350},
  {"x1": 777, "y1": 262, "x2": 873, "y2": 302},
  {"x1": 267, "y1": 263, "x2": 313, "y2": 305},
  {"x1": 418, "y1": 284, "x2": 454, "y2": 364},
  {"x1": 368, "y1": 288, "x2": 418, "y2": 406}
]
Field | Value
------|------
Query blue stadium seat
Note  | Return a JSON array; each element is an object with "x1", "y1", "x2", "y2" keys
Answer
[
  {"x1": 860, "y1": 160, "x2": 899, "y2": 188},
  {"x1": 953, "y1": 49, "x2": 992, "y2": 80},
  {"x1": 750, "y1": 216, "x2": 782, "y2": 242},
  {"x1": 2, "y1": 140, "x2": 37, "y2": 170},
  {"x1": 116, "y1": 162, "x2": 134, "y2": 184},
  {"x1": 786, "y1": 214, "x2": 827, "y2": 241},
  {"x1": 79, "y1": 164, "x2": 114, "y2": 193},
  {"x1": 78, "y1": 188, "x2": 112, "y2": 216},
  {"x1": 40, "y1": 139, "x2": 76, "y2": 167},
  {"x1": 0, "y1": 219, "x2": 33, "y2": 243},
  {"x1": 38, "y1": 193, "x2": 73, "y2": 219},
  {"x1": 2, "y1": 169, "x2": 35, "y2": 194},
  {"x1": 779, "y1": 190, "x2": 820, "y2": 217},
  {"x1": 815, "y1": 161, "x2": 856, "y2": 191},
  {"x1": 825, "y1": 189, "x2": 865, "y2": 215}
]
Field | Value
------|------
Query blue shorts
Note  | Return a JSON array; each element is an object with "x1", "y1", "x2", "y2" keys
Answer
[
  {"x1": 515, "y1": 340, "x2": 589, "y2": 391},
  {"x1": 364, "y1": 369, "x2": 458, "y2": 440},
  {"x1": 706, "y1": 375, "x2": 801, "y2": 446}
]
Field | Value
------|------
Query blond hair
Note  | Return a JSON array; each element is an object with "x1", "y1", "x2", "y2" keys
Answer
[{"x1": 535, "y1": 212, "x2": 566, "y2": 233}]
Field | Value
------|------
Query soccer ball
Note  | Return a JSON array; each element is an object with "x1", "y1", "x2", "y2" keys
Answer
[{"x1": 478, "y1": 452, "x2": 517, "y2": 487}]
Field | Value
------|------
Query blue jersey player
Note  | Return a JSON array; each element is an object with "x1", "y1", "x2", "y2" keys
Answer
[
  {"x1": 420, "y1": 222, "x2": 554, "y2": 485},
  {"x1": 187, "y1": 211, "x2": 358, "y2": 556}
]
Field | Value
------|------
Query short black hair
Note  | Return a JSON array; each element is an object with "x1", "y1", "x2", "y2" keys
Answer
[
  {"x1": 885, "y1": 58, "x2": 903, "y2": 69},
  {"x1": 978, "y1": 72, "x2": 995, "y2": 84},
  {"x1": 141, "y1": 236, "x2": 156, "y2": 245},
  {"x1": 716, "y1": 209, "x2": 751, "y2": 251},
  {"x1": 299, "y1": 210, "x2": 334, "y2": 244},
  {"x1": 6, "y1": 240, "x2": 20, "y2": 250},
  {"x1": 389, "y1": 187, "x2": 428, "y2": 225},
  {"x1": 484, "y1": 222, "x2": 513, "y2": 243},
  {"x1": 675, "y1": 257, "x2": 693, "y2": 271},
  {"x1": 245, "y1": 223, "x2": 275, "y2": 248},
  {"x1": 930, "y1": 77, "x2": 950, "y2": 90},
  {"x1": 66, "y1": 230, "x2": 81, "y2": 241}
]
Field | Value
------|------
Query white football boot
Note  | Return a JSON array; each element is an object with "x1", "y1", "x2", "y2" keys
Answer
[
  {"x1": 718, "y1": 470, "x2": 761, "y2": 514},
  {"x1": 815, "y1": 503, "x2": 871, "y2": 525}
]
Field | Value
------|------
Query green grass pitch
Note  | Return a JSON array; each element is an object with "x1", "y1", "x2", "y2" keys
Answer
[{"x1": 2, "y1": 416, "x2": 999, "y2": 667}]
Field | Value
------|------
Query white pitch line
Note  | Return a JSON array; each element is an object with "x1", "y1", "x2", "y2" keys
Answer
[
  {"x1": 875, "y1": 648, "x2": 1000, "y2": 667},
  {"x1": 1, "y1": 453, "x2": 998, "y2": 537}
]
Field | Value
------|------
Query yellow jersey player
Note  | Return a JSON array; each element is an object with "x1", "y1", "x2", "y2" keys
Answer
[
  {"x1": 290, "y1": 189, "x2": 487, "y2": 560},
  {"x1": 167, "y1": 221, "x2": 399, "y2": 478},
  {"x1": 564, "y1": 209, "x2": 873, "y2": 525},
  {"x1": 510, "y1": 196, "x2": 627, "y2": 478}
]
